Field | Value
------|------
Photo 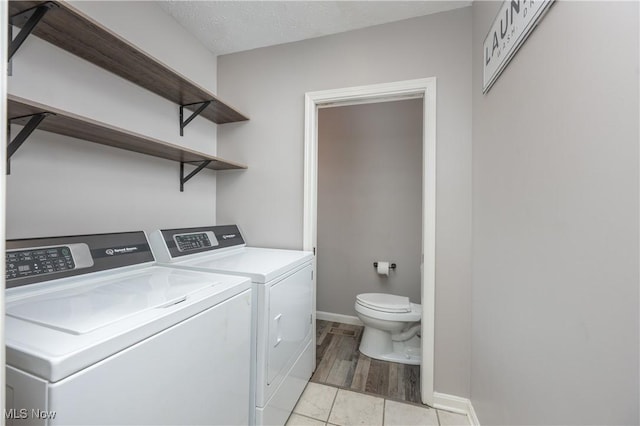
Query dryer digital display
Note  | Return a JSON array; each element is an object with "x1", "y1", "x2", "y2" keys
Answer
[{"x1": 174, "y1": 232, "x2": 219, "y2": 252}]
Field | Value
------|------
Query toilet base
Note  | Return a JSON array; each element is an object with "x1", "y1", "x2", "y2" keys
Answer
[{"x1": 359, "y1": 327, "x2": 421, "y2": 365}]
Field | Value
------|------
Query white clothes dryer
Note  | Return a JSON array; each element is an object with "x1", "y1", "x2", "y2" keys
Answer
[
  {"x1": 149, "y1": 225, "x2": 314, "y2": 426},
  {"x1": 5, "y1": 231, "x2": 252, "y2": 426}
]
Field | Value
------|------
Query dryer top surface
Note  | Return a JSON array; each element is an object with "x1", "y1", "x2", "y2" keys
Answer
[{"x1": 173, "y1": 247, "x2": 313, "y2": 283}]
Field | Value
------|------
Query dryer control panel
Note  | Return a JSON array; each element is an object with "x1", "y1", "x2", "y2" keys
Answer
[
  {"x1": 150, "y1": 225, "x2": 245, "y2": 260},
  {"x1": 174, "y1": 231, "x2": 219, "y2": 252}
]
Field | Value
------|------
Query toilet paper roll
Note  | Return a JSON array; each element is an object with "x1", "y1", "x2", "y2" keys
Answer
[{"x1": 376, "y1": 261, "x2": 390, "y2": 276}]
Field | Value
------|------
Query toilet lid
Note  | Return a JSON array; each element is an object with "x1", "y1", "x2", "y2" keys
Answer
[{"x1": 356, "y1": 293, "x2": 411, "y2": 313}]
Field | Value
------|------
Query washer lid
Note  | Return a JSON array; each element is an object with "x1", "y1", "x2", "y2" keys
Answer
[
  {"x1": 5, "y1": 265, "x2": 251, "y2": 383},
  {"x1": 6, "y1": 267, "x2": 221, "y2": 335},
  {"x1": 356, "y1": 293, "x2": 412, "y2": 313}
]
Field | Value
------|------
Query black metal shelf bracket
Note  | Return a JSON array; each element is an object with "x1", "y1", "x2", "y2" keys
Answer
[
  {"x1": 9, "y1": 2, "x2": 57, "y2": 62},
  {"x1": 179, "y1": 101, "x2": 211, "y2": 136},
  {"x1": 180, "y1": 160, "x2": 212, "y2": 192},
  {"x1": 7, "y1": 112, "x2": 51, "y2": 174}
]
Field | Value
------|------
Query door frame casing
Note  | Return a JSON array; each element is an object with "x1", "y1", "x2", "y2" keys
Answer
[
  {"x1": 1, "y1": 0, "x2": 9, "y2": 414},
  {"x1": 303, "y1": 77, "x2": 437, "y2": 405}
]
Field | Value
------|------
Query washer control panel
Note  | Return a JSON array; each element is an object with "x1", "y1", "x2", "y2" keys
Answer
[
  {"x1": 174, "y1": 231, "x2": 219, "y2": 252},
  {"x1": 6, "y1": 243, "x2": 94, "y2": 281},
  {"x1": 6, "y1": 232, "x2": 154, "y2": 289}
]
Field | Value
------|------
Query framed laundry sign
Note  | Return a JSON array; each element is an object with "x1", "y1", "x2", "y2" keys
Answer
[{"x1": 483, "y1": 0, "x2": 555, "y2": 93}]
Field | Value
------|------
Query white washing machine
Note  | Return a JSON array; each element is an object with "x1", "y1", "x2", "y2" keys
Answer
[
  {"x1": 5, "y1": 231, "x2": 252, "y2": 426},
  {"x1": 149, "y1": 225, "x2": 314, "y2": 426}
]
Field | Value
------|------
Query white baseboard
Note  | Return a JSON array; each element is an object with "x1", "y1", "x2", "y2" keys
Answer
[
  {"x1": 433, "y1": 392, "x2": 480, "y2": 426},
  {"x1": 316, "y1": 310, "x2": 363, "y2": 326}
]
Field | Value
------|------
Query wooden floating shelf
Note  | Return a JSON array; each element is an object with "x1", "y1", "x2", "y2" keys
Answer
[
  {"x1": 8, "y1": 95, "x2": 247, "y2": 172},
  {"x1": 8, "y1": 0, "x2": 249, "y2": 125}
]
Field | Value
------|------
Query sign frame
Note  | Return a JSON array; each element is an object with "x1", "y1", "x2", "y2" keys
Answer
[{"x1": 483, "y1": 0, "x2": 555, "y2": 93}]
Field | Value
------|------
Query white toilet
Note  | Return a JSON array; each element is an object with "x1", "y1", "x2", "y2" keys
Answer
[{"x1": 355, "y1": 293, "x2": 422, "y2": 365}]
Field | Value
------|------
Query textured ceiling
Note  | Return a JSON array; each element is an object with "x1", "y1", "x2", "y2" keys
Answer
[{"x1": 159, "y1": 1, "x2": 471, "y2": 56}]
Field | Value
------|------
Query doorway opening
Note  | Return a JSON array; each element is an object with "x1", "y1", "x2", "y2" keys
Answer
[{"x1": 303, "y1": 78, "x2": 436, "y2": 405}]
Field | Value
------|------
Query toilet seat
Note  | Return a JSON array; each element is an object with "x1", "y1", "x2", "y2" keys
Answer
[
  {"x1": 355, "y1": 298, "x2": 421, "y2": 322},
  {"x1": 356, "y1": 293, "x2": 411, "y2": 313}
]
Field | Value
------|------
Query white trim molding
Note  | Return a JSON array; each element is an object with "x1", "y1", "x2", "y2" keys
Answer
[
  {"x1": 433, "y1": 392, "x2": 480, "y2": 426},
  {"x1": 303, "y1": 77, "x2": 437, "y2": 406},
  {"x1": 1, "y1": 0, "x2": 8, "y2": 417},
  {"x1": 316, "y1": 311, "x2": 363, "y2": 326}
]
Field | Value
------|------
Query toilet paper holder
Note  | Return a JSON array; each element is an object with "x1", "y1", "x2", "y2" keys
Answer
[{"x1": 373, "y1": 262, "x2": 396, "y2": 269}]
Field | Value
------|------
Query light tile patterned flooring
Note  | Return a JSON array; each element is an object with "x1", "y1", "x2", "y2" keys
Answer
[{"x1": 287, "y1": 382, "x2": 470, "y2": 426}]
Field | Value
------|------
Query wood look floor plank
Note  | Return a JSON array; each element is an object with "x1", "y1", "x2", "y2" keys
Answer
[
  {"x1": 381, "y1": 361, "x2": 391, "y2": 398},
  {"x1": 388, "y1": 362, "x2": 399, "y2": 399},
  {"x1": 328, "y1": 335, "x2": 357, "y2": 386},
  {"x1": 344, "y1": 349, "x2": 360, "y2": 387},
  {"x1": 313, "y1": 320, "x2": 420, "y2": 404},
  {"x1": 315, "y1": 328, "x2": 333, "y2": 365},
  {"x1": 350, "y1": 354, "x2": 371, "y2": 392},
  {"x1": 326, "y1": 359, "x2": 351, "y2": 387},
  {"x1": 312, "y1": 331, "x2": 340, "y2": 382},
  {"x1": 338, "y1": 332, "x2": 358, "y2": 361},
  {"x1": 316, "y1": 320, "x2": 331, "y2": 345},
  {"x1": 337, "y1": 323, "x2": 359, "y2": 332},
  {"x1": 396, "y1": 363, "x2": 406, "y2": 400},
  {"x1": 365, "y1": 359, "x2": 385, "y2": 395},
  {"x1": 340, "y1": 336, "x2": 359, "y2": 386},
  {"x1": 405, "y1": 364, "x2": 421, "y2": 403}
]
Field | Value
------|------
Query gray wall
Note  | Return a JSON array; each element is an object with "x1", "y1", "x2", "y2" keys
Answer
[
  {"x1": 317, "y1": 100, "x2": 423, "y2": 314},
  {"x1": 7, "y1": 1, "x2": 220, "y2": 239},
  {"x1": 471, "y1": 1, "x2": 639, "y2": 424},
  {"x1": 217, "y1": 7, "x2": 472, "y2": 397}
]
